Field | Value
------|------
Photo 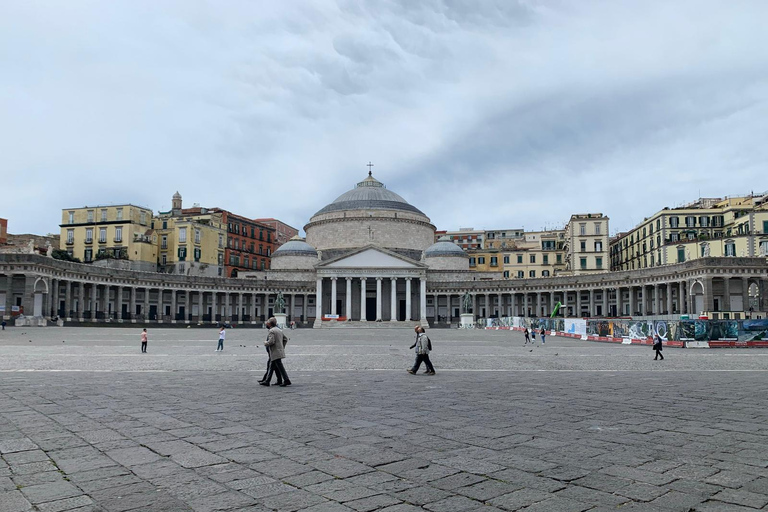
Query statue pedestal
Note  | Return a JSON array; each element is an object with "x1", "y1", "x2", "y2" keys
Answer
[
  {"x1": 274, "y1": 313, "x2": 287, "y2": 329},
  {"x1": 460, "y1": 313, "x2": 475, "y2": 329}
]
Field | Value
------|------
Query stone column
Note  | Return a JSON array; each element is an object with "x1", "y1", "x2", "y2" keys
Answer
[
  {"x1": 211, "y1": 291, "x2": 217, "y2": 321},
  {"x1": 186, "y1": 290, "x2": 192, "y2": 322},
  {"x1": 666, "y1": 284, "x2": 673, "y2": 315},
  {"x1": 589, "y1": 290, "x2": 595, "y2": 318},
  {"x1": 602, "y1": 289, "x2": 609, "y2": 317},
  {"x1": 315, "y1": 278, "x2": 323, "y2": 326},
  {"x1": 654, "y1": 284, "x2": 661, "y2": 315},
  {"x1": 171, "y1": 289, "x2": 177, "y2": 322},
  {"x1": 473, "y1": 293, "x2": 478, "y2": 315},
  {"x1": 235, "y1": 293, "x2": 242, "y2": 321},
  {"x1": 144, "y1": 287, "x2": 150, "y2": 321},
  {"x1": 51, "y1": 279, "x2": 59, "y2": 318},
  {"x1": 249, "y1": 293, "x2": 256, "y2": 321},
  {"x1": 376, "y1": 278, "x2": 383, "y2": 321},
  {"x1": 639, "y1": 286, "x2": 646, "y2": 316},
  {"x1": 405, "y1": 278, "x2": 412, "y2": 321},
  {"x1": 703, "y1": 277, "x2": 714, "y2": 313},
  {"x1": 224, "y1": 292, "x2": 231, "y2": 321},
  {"x1": 742, "y1": 277, "x2": 750, "y2": 313},
  {"x1": 576, "y1": 289, "x2": 582, "y2": 318},
  {"x1": 342, "y1": 278, "x2": 350, "y2": 319},
  {"x1": 722, "y1": 277, "x2": 730, "y2": 312},
  {"x1": 359, "y1": 278, "x2": 367, "y2": 322},
  {"x1": 64, "y1": 281, "x2": 72, "y2": 320},
  {"x1": 128, "y1": 287, "x2": 136, "y2": 321},
  {"x1": 550, "y1": 291, "x2": 556, "y2": 317},
  {"x1": 498, "y1": 292, "x2": 503, "y2": 317},
  {"x1": 534, "y1": 292, "x2": 541, "y2": 318},
  {"x1": 616, "y1": 287, "x2": 623, "y2": 316},
  {"x1": 390, "y1": 277, "x2": 397, "y2": 322},
  {"x1": 76, "y1": 282, "x2": 84, "y2": 320},
  {"x1": 677, "y1": 281, "x2": 688, "y2": 314},
  {"x1": 629, "y1": 286, "x2": 635, "y2": 317},
  {"x1": 419, "y1": 277, "x2": 427, "y2": 324},
  {"x1": 482, "y1": 293, "x2": 488, "y2": 318},
  {"x1": 330, "y1": 278, "x2": 338, "y2": 316},
  {"x1": 302, "y1": 293, "x2": 308, "y2": 322},
  {"x1": 115, "y1": 285, "x2": 123, "y2": 321}
]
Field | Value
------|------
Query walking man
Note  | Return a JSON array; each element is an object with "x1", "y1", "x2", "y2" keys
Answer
[
  {"x1": 261, "y1": 317, "x2": 291, "y2": 387},
  {"x1": 653, "y1": 334, "x2": 664, "y2": 360},
  {"x1": 216, "y1": 326, "x2": 225, "y2": 352},
  {"x1": 140, "y1": 328, "x2": 148, "y2": 353},
  {"x1": 407, "y1": 325, "x2": 435, "y2": 375},
  {"x1": 540, "y1": 328, "x2": 546, "y2": 344},
  {"x1": 523, "y1": 328, "x2": 531, "y2": 344}
]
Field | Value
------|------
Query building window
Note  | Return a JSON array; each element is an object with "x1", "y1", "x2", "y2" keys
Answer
[
  {"x1": 503, "y1": 255, "x2": 510, "y2": 264},
  {"x1": 84, "y1": 248, "x2": 93, "y2": 262},
  {"x1": 68, "y1": 211, "x2": 74, "y2": 224},
  {"x1": 178, "y1": 263, "x2": 185, "y2": 274},
  {"x1": 478, "y1": 257, "x2": 485, "y2": 264},
  {"x1": 579, "y1": 224, "x2": 586, "y2": 235},
  {"x1": 469, "y1": 257, "x2": 476, "y2": 266},
  {"x1": 700, "y1": 216, "x2": 709, "y2": 227},
  {"x1": 529, "y1": 254, "x2": 536, "y2": 264},
  {"x1": 87, "y1": 210, "x2": 94, "y2": 223},
  {"x1": 261, "y1": 260, "x2": 266, "y2": 270},
  {"x1": 99, "y1": 228, "x2": 106, "y2": 243},
  {"x1": 594, "y1": 222, "x2": 601, "y2": 235},
  {"x1": 218, "y1": 235, "x2": 223, "y2": 248},
  {"x1": 234, "y1": 239, "x2": 239, "y2": 250},
  {"x1": 556, "y1": 254, "x2": 562, "y2": 264},
  {"x1": 114, "y1": 226, "x2": 122, "y2": 242},
  {"x1": 194, "y1": 229, "x2": 200, "y2": 244},
  {"x1": 542, "y1": 270, "x2": 550, "y2": 277},
  {"x1": 580, "y1": 257, "x2": 587, "y2": 270},
  {"x1": 685, "y1": 216, "x2": 696, "y2": 227},
  {"x1": 194, "y1": 248, "x2": 201, "y2": 261},
  {"x1": 116, "y1": 208, "x2": 123, "y2": 221},
  {"x1": 543, "y1": 254, "x2": 549, "y2": 264},
  {"x1": 101, "y1": 209, "x2": 107, "y2": 222},
  {"x1": 517, "y1": 254, "x2": 523, "y2": 264},
  {"x1": 594, "y1": 241, "x2": 602, "y2": 252},
  {"x1": 161, "y1": 236, "x2": 167, "y2": 249},
  {"x1": 218, "y1": 253, "x2": 224, "y2": 266},
  {"x1": 85, "y1": 228, "x2": 93, "y2": 243},
  {"x1": 140, "y1": 211, "x2": 147, "y2": 225},
  {"x1": 503, "y1": 271, "x2": 509, "y2": 278},
  {"x1": 490, "y1": 256, "x2": 498, "y2": 266},
  {"x1": 596, "y1": 257, "x2": 603, "y2": 269},
  {"x1": 66, "y1": 229, "x2": 74, "y2": 244},
  {"x1": 759, "y1": 240, "x2": 768, "y2": 256},
  {"x1": 179, "y1": 227, "x2": 187, "y2": 243},
  {"x1": 517, "y1": 271, "x2": 524, "y2": 278},
  {"x1": 178, "y1": 247, "x2": 187, "y2": 261},
  {"x1": 161, "y1": 253, "x2": 167, "y2": 265},
  {"x1": 162, "y1": 221, "x2": 168, "y2": 229},
  {"x1": 529, "y1": 270, "x2": 536, "y2": 278},
  {"x1": 725, "y1": 241, "x2": 736, "y2": 256},
  {"x1": 677, "y1": 247, "x2": 685, "y2": 263},
  {"x1": 580, "y1": 241, "x2": 586, "y2": 251}
]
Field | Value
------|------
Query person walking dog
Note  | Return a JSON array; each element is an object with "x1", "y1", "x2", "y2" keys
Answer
[
  {"x1": 653, "y1": 334, "x2": 664, "y2": 360},
  {"x1": 407, "y1": 325, "x2": 435, "y2": 375},
  {"x1": 261, "y1": 317, "x2": 291, "y2": 387},
  {"x1": 216, "y1": 326, "x2": 225, "y2": 352},
  {"x1": 140, "y1": 328, "x2": 148, "y2": 353}
]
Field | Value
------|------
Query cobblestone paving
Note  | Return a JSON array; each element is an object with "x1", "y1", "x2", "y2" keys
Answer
[{"x1": 1, "y1": 327, "x2": 768, "y2": 511}]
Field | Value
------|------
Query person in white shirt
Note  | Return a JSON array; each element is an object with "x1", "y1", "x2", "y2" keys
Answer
[{"x1": 216, "y1": 326, "x2": 225, "y2": 351}]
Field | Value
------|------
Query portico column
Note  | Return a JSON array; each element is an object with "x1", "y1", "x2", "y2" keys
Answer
[
  {"x1": 473, "y1": 293, "x2": 478, "y2": 316},
  {"x1": 331, "y1": 278, "x2": 338, "y2": 316},
  {"x1": 63, "y1": 280, "x2": 71, "y2": 319},
  {"x1": 211, "y1": 292, "x2": 217, "y2": 321},
  {"x1": 77, "y1": 282, "x2": 85, "y2": 320},
  {"x1": 186, "y1": 290, "x2": 192, "y2": 322},
  {"x1": 376, "y1": 278, "x2": 383, "y2": 321},
  {"x1": 679, "y1": 282, "x2": 686, "y2": 314},
  {"x1": 115, "y1": 285, "x2": 123, "y2": 321},
  {"x1": 483, "y1": 293, "x2": 489, "y2": 318},
  {"x1": 405, "y1": 278, "x2": 412, "y2": 321},
  {"x1": 616, "y1": 287, "x2": 623, "y2": 316},
  {"x1": 654, "y1": 284, "x2": 661, "y2": 315},
  {"x1": 588, "y1": 289, "x2": 595, "y2": 318},
  {"x1": 550, "y1": 291, "x2": 555, "y2": 317},
  {"x1": 302, "y1": 293, "x2": 308, "y2": 322},
  {"x1": 742, "y1": 277, "x2": 749, "y2": 313},
  {"x1": 315, "y1": 278, "x2": 323, "y2": 325},
  {"x1": 576, "y1": 289, "x2": 582, "y2": 318},
  {"x1": 666, "y1": 284, "x2": 673, "y2": 314},
  {"x1": 171, "y1": 289, "x2": 177, "y2": 322},
  {"x1": 251, "y1": 293, "x2": 257, "y2": 322},
  {"x1": 602, "y1": 288, "x2": 609, "y2": 317},
  {"x1": 359, "y1": 278, "x2": 367, "y2": 321},
  {"x1": 224, "y1": 292, "x2": 232, "y2": 321},
  {"x1": 128, "y1": 287, "x2": 136, "y2": 321},
  {"x1": 144, "y1": 287, "x2": 150, "y2": 321},
  {"x1": 51, "y1": 279, "x2": 58, "y2": 318},
  {"x1": 390, "y1": 277, "x2": 397, "y2": 322},
  {"x1": 345, "y1": 278, "x2": 352, "y2": 319},
  {"x1": 419, "y1": 277, "x2": 427, "y2": 325},
  {"x1": 629, "y1": 286, "x2": 636, "y2": 316}
]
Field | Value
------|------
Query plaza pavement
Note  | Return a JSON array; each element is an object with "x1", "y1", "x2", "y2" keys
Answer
[{"x1": 1, "y1": 327, "x2": 768, "y2": 512}]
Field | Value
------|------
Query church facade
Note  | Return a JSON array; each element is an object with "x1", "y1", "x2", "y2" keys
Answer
[{"x1": 2, "y1": 174, "x2": 767, "y2": 326}]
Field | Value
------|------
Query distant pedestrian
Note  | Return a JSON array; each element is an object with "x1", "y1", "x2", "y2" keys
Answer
[
  {"x1": 653, "y1": 334, "x2": 664, "y2": 360},
  {"x1": 540, "y1": 328, "x2": 546, "y2": 344},
  {"x1": 140, "y1": 328, "x2": 148, "y2": 353},
  {"x1": 216, "y1": 326, "x2": 225, "y2": 352},
  {"x1": 407, "y1": 325, "x2": 435, "y2": 375},
  {"x1": 1, "y1": 320, "x2": 6, "y2": 330},
  {"x1": 261, "y1": 317, "x2": 291, "y2": 387},
  {"x1": 523, "y1": 328, "x2": 531, "y2": 344},
  {"x1": 531, "y1": 329, "x2": 537, "y2": 343}
]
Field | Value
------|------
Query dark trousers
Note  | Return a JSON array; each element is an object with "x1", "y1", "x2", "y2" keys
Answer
[
  {"x1": 654, "y1": 349, "x2": 664, "y2": 360},
  {"x1": 411, "y1": 354, "x2": 435, "y2": 373},
  {"x1": 264, "y1": 358, "x2": 290, "y2": 384},
  {"x1": 141, "y1": 342, "x2": 147, "y2": 353},
  {"x1": 261, "y1": 351, "x2": 283, "y2": 385},
  {"x1": 217, "y1": 339, "x2": 224, "y2": 350}
]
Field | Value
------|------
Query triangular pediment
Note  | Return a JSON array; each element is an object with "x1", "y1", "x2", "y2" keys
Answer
[{"x1": 318, "y1": 245, "x2": 426, "y2": 269}]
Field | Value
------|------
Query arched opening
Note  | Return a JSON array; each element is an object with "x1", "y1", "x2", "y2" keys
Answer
[
  {"x1": 230, "y1": 269, "x2": 238, "y2": 278},
  {"x1": 690, "y1": 280, "x2": 705, "y2": 315}
]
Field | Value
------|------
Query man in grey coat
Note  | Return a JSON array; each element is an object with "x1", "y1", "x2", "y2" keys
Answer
[{"x1": 260, "y1": 317, "x2": 291, "y2": 387}]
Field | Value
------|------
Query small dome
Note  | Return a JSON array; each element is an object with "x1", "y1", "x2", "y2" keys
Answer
[
  {"x1": 273, "y1": 237, "x2": 318, "y2": 257},
  {"x1": 173, "y1": 191, "x2": 182, "y2": 198},
  {"x1": 425, "y1": 240, "x2": 468, "y2": 258}
]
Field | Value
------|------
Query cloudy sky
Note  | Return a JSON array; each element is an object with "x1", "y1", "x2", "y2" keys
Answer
[{"x1": 2, "y1": 1, "x2": 767, "y2": 237}]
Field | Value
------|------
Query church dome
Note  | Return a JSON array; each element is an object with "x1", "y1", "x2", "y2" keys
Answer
[
  {"x1": 312, "y1": 173, "x2": 425, "y2": 217},
  {"x1": 273, "y1": 237, "x2": 318, "y2": 257},
  {"x1": 425, "y1": 239, "x2": 468, "y2": 258}
]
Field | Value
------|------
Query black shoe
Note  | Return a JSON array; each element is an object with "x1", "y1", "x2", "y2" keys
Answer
[
  {"x1": 282, "y1": 381, "x2": 291, "y2": 386},
  {"x1": 279, "y1": 382, "x2": 289, "y2": 387},
  {"x1": 259, "y1": 381, "x2": 270, "y2": 386}
]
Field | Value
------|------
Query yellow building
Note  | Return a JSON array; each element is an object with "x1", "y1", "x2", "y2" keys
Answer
[
  {"x1": 60, "y1": 205, "x2": 157, "y2": 271},
  {"x1": 610, "y1": 195, "x2": 768, "y2": 271},
  {"x1": 563, "y1": 213, "x2": 610, "y2": 274},
  {"x1": 155, "y1": 198, "x2": 226, "y2": 277}
]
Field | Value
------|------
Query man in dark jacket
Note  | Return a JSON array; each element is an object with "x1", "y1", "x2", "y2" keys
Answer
[
  {"x1": 653, "y1": 334, "x2": 664, "y2": 360},
  {"x1": 260, "y1": 317, "x2": 291, "y2": 387}
]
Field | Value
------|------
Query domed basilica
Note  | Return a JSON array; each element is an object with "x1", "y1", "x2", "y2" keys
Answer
[{"x1": 251, "y1": 172, "x2": 477, "y2": 326}]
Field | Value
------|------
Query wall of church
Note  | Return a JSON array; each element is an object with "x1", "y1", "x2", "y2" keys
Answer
[
  {"x1": 271, "y1": 255, "x2": 317, "y2": 270},
  {"x1": 426, "y1": 256, "x2": 470, "y2": 271},
  {"x1": 306, "y1": 217, "x2": 434, "y2": 252}
]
